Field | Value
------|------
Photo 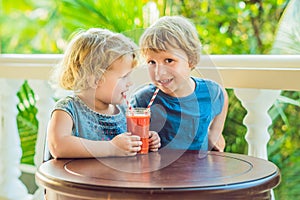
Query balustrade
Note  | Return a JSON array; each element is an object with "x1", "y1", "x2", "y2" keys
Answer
[{"x1": 0, "y1": 54, "x2": 299, "y2": 199}]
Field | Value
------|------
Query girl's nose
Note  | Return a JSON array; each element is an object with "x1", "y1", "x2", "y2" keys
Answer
[{"x1": 126, "y1": 78, "x2": 133, "y2": 88}]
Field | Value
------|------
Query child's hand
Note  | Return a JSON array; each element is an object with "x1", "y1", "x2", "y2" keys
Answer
[
  {"x1": 149, "y1": 131, "x2": 161, "y2": 152},
  {"x1": 110, "y1": 132, "x2": 142, "y2": 156},
  {"x1": 209, "y1": 134, "x2": 225, "y2": 152}
]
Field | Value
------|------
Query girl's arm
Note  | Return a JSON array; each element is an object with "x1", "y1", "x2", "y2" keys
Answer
[
  {"x1": 48, "y1": 110, "x2": 142, "y2": 158},
  {"x1": 208, "y1": 88, "x2": 229, "y2": 152}
]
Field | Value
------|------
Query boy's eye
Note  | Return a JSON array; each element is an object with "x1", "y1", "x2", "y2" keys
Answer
[
  {"x1": 165, "y1": 58, "x2": 174, "y2": 63},
  {"x1": 147, "y1": 60, "x2": 156, "y2": 66}
]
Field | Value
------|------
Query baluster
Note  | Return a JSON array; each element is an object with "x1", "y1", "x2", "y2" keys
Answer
[
  {"x1": 28, "y1": 80, "x2": 55, "y2": 199},
  {"x1": 234, "y1": 88, "x2": 281, "y2": 160},
  {"x1": 143, "y1": 2, "x2": 159, "y2": 28},
  {"x1": 0, "y1": 79, "x2": 29, "y2": 199},
  {"x1": 28, "y1": 80, "x2": 55, "y2": 166}
]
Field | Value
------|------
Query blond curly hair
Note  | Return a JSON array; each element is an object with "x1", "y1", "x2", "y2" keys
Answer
[{"x1": 51, "y1": 28, "x2": 138, "y2": 92}]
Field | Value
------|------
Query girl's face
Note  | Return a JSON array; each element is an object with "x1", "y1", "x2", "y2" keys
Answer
[
  {"x1": 96, "y1": 54, "x2": 134, "y2": 105},
  {"x1": 145, "y1": 47, "x2": 194, "y2": 97}
]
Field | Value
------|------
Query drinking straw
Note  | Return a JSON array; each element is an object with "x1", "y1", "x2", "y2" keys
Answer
[
  {"x1": 146, "y1": 88, "x2": 159, "y2": 111},
  {"x1": 122, "y1": 94, "x2": 133, "y2": 114}
]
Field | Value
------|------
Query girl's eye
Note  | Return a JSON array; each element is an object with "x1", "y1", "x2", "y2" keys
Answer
[{"x1": 121, "y1": 72, "x2": 131, "y2": 79}]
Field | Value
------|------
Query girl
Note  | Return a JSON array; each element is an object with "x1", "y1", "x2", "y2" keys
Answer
[{"x1": 48, "y1": 28, "x2": 160, "y2": 158}]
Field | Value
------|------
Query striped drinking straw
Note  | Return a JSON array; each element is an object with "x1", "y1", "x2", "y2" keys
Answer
[
  {"x1": 122, "y1": 94, "x2": 134, "y2": 115},
  {"x1": 146, "y1": 88, "x2": 159, "y2": 111}
]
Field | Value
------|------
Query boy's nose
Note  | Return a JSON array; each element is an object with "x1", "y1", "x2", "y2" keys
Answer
[{"x1": 154, "y1": 64, "x2": 167, "y2": 78}]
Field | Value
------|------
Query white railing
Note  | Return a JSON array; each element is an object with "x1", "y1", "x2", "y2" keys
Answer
[{"x1": 0, "y1": 54, "x2": 300, "y2": 200}]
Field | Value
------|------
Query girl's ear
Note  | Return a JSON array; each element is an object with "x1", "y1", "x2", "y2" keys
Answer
[
  {"x1": 95, "y1": 77, "x2": 105, "y2": 88},
  {"x1": 88, "y1": 75, "x2": 99, "y2": 89}
]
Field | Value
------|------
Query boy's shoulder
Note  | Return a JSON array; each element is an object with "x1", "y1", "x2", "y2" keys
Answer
[
  {"x1": 133, "y1": 83, "x2": 156, "y2": 95},
  {"x1": 131, "y1": 84, "x2": 157, "y2": 107},
  {"x1": 193, "y1": 77, "x2": 222, "y2": 89}
]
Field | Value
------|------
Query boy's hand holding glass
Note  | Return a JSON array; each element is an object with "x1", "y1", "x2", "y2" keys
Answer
[{"x1": 149, "y1": 131, "x2": 161, "y2": 152}]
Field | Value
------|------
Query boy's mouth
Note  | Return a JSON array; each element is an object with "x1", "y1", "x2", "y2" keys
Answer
[{"x1": 158, "y1": 78, "x2": 173, "y2": 86}]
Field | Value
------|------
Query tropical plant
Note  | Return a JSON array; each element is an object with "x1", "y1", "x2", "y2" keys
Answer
[
  {"x1": 266, "y1": 0, "x2": 300, "y2": 198},
  {"x1": 17, "y1": 81, "x2": 38, "y2": 165}
]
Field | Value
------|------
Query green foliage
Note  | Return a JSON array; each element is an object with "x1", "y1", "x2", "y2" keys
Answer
[
  {"x1": 0, "y1": 0, "x2": 60, "y2": 53},
  {"x1": 223, "y1": 89, "x2": 248, "y2": 154},
  {"x1": 266, "y1": 0, "x2": 300, "y2": 198},
  {"x1": 17, "y1": 81, "x2": 38, "y2": 165},
  {"x1": 58, "y1": 0, "x2": 144, "y2": 31},
  {"x1": 168, "y1": 0, "x2": 289, "y2": 54},
  {"x1": 56, "y1": 0, "x2": 146, "y2": 44},
  {"x1": 268, "y1": 91, "x2": 300, "y2": 199}
]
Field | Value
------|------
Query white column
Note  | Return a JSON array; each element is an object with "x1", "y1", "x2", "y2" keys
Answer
[
  {"x1": 234, "y1": 88, "x2": 281, "y2": 160},
  {"x1": 28, "y1": 80, "x2": 55, "y2": 167},
  {"x1": 0, "y1": 79, "x2": 29, "y2": 199},
  {"x1": 28, "y1": 80, "x2": 55, "y2": 200},
  {"x1": 143, "y1": 2, "x2": 159, "y2": 27}
]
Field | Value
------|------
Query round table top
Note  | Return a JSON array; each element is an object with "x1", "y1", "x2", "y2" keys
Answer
[{"x1": 36, "y1": 150, "x2": 280, "y2": 197}]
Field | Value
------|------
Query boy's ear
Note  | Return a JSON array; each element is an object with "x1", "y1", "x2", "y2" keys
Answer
[{"x1": 189, "y1": 62, "x2": 195, "y2": 70}]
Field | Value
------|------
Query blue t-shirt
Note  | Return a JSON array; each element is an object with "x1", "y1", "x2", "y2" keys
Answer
[
  {"x1": 53, "y1": 96, "x2": 127, "y2": 141},
  {"x1": 131, "y1": 77, "x2": 224, "y2": 150}
]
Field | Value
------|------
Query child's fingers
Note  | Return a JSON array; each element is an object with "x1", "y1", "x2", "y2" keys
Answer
[
  {"x1": 149, "y1": 131, "x2": 160, "y2": 141},
  {"x1": 150, "y1": 148, "x2": 158, "y2": 152},
  {"x1": 129, "y1": 134, "x2": 140, "y2": 141},
  {"x1": 124, "y1": 132, "x2": 132, "y2": 136},
  {"x1": 130, "y1": 146, "x2": 141, "y2": 153},
  {"x1": 132, "y1": 140, "x2": 142, "y2": 147},
  {"x1": 150, "y1": 142, "x2": 161, "y2": 151}
]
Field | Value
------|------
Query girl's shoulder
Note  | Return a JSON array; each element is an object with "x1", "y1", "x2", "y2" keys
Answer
[{"x1": 54, "y1": 95, "x2": 78, "y2": 109}]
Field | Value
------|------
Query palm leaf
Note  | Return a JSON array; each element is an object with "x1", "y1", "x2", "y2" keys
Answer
[
  {"x1": 58, "y1": 0, "x2": 144, "y2": 34},
  {"x1": 17, "y1": 81, "x2": 38, "y2": 165}
]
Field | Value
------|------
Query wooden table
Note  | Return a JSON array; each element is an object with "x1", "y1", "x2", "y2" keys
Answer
[{"x1": 35, "y1": 150, "x2": 280, "y2": 200}]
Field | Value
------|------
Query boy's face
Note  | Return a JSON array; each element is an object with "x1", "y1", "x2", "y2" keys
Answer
[{"x1": 145, "y1": 47, "x2": 195, "y2": 97}]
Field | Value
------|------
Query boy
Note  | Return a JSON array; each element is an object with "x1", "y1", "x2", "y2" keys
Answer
[{"x1": 131, "y1": 16, "x2": 228, "y2": 151}]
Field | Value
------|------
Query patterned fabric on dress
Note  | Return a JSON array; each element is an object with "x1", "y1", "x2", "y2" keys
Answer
[{"x1": 53, "y1": 95, "x2": 127, "y2": 141}]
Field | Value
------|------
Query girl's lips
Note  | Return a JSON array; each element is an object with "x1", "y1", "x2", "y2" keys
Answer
[{"x1": 121, "y1": 90, "x2": 129, "y2": 96}]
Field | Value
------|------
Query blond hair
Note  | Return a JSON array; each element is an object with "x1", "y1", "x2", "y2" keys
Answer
[
  {"x1": 51, "y1": 28, "x2": 138, "y2": 91},
  {"x1": 139, "y1": 16, "x2": 202, "y2": 68}
]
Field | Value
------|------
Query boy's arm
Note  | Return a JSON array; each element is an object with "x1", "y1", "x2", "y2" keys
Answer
[{"x1": 208, "y1": 88, "x2": 229, "y2": 152}]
